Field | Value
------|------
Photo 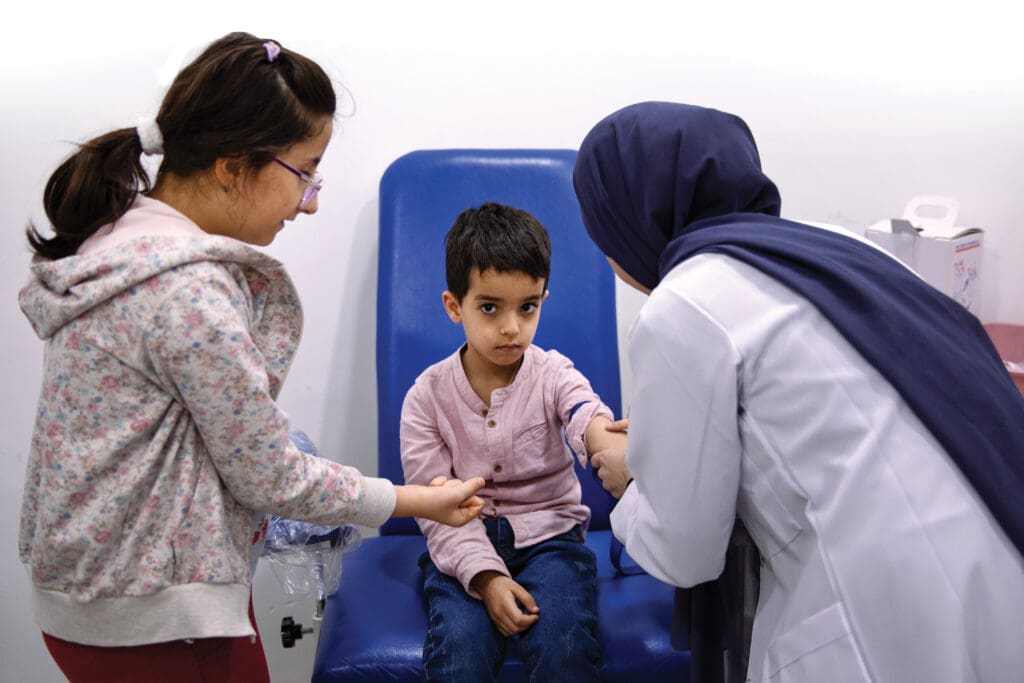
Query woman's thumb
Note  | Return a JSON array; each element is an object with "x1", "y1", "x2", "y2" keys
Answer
[{"x1": 605, "y1": 418, "x2": 629, "y2": 432}]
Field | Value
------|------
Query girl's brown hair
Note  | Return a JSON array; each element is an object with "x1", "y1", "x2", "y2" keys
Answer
[{"x1": 27, "y1": 32, "x2": 336, "y2": 260}]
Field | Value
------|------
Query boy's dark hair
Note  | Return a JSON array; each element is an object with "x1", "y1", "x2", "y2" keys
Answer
[
  {"x1": 28, "y1": 32, "x2": 336, "y2": 260},
  {"x1": 445, "y1": 202, "x2": 552, "y2": 301}
]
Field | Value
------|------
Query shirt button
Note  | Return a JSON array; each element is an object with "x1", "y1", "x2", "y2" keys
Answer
[
  {"x1": 487, "y1": 419, "x2": 496, "y2": 428},
  {"x1": 482, "y1": 408, "x2": 489, "y2": 416},
  {"x1": 493, "y1": 464, "x2": 502, "y2": 473}
]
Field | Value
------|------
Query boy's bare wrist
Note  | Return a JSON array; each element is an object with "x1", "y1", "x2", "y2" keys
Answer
[{"x1": 470, "y1": 570, "x2": 503, "y2": 592}]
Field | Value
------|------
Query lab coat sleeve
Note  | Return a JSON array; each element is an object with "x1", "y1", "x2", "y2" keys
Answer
[
  {"x1": 610, "y1": 287, "x2": 743, "y2": 587},
  {"x1": 400, "y1": 380, "x2": 507, "y2": 597}
]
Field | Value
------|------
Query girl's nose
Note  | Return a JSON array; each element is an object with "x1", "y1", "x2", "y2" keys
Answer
[{"x1": 300, "y1": 194, "x2": 319, "y2": 215}]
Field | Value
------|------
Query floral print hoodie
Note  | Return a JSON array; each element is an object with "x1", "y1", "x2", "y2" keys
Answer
[{"x1": 18, "y1": 197, "x2": 395, "y2": 646}]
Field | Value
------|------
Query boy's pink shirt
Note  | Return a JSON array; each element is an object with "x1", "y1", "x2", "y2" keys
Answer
[{"x1": 400, "y1": 344, "x2": 613, "y2": 596}]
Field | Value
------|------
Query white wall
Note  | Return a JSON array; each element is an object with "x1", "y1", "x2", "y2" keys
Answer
[{"x1": 3, "y1": 2, "x2": 1021, "y2": 681}]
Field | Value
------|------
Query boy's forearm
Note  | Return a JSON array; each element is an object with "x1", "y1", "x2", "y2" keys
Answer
[{"x1": 585, "y1": 415, "x2": 627, "y2": 456}]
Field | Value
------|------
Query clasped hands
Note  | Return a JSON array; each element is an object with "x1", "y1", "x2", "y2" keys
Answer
[
  {"x1": 393, "y1": 475, "x2": 485, "y2": 526},
  {"x1": 590, "y1": 418, "x2": 632, "y2": 499}
]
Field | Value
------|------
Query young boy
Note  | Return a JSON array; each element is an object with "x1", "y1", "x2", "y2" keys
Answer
[{"x1": 400, "y1": 202, "x2": 626, "y2": 682}]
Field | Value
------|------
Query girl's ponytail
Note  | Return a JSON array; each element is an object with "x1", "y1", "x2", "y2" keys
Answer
[
  {"x1": 27, "y1": 128, "x2": 152, "y2": 260},
  {"x1": 27, "y1": 32, "x2": 337, "y2": 261}
]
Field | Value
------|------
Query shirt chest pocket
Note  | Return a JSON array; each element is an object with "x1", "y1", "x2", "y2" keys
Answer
[{"x1": 512, "y1": 420, "x2": 565, "y2": 476}]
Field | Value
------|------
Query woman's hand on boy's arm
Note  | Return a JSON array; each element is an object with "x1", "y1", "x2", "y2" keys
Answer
[
  {"x1": 584, "y1": 416, "x2": 631, "y2": 498},
  {"x1": 604, "y1": 417, "x2": 629, "y2": 434},
  {"x1": 392, "y1": 477, "x2": 485, "y2": 526},
  {"x1": 591, "y1": 448, "x2": 632, "y2": 499},
  {"x1": 585, "y1": 415, "x2": 628, "y2": 454},
  {"x1": 471, "y1": 571, "x2": 540, "y2": 636}
]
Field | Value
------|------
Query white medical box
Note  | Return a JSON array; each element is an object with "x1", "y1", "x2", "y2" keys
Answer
[{"x1": 864, "y1": 195, "x2": 983, "y2": 313}]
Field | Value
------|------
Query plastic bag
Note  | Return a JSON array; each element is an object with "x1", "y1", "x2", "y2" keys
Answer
[
  {"x1": 262, "y1": 515, "x2": 361, "y2": 601},
  {"x1": 260, "y1": 431, "x2": 363, "y2": 608}
]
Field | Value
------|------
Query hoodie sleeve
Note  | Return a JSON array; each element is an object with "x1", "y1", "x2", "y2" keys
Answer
[{"x1": 143, "y1": 264, "x2": 395, "y2": 527}]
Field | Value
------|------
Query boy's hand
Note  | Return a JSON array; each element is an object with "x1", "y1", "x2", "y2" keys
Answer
[
  {"x1": 392, "y1": 478, "x2": 486, "y2": 526},
  {"x1": 471, "y1": 571, "x2": 540, "y2": 637},
  {"x1": 591, "y1": 448, "x2": 632, "y2": 499}
]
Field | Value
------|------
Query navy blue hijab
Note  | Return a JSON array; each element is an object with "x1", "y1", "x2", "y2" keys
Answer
[{"x1": 574, "y1": 100, "x2": 1024, "y2": 557}]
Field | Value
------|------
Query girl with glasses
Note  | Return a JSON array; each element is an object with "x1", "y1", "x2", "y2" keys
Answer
[{"x1": 19, "y1": 31, "x2": 484, "y2": 683}]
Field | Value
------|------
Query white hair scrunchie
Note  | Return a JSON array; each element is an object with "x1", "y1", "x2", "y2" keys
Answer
[{"x1": 136, "y1": 115, "x2": 164, "y2": 156}]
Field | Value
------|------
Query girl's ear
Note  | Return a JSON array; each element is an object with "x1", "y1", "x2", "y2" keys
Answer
[
  {"x1": 442, "y1": 291, "x2": 463, "y2": 324},
  {"x1": 213, "y1": 157, "x2": 243, "y2": 193}
]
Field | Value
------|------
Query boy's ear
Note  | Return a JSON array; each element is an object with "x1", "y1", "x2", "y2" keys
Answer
[
  {"x1": 442, "y1": 291, "x2": 463, "y2": 323},
  {"x1": 543, "y1": 289, "x2": 550, "y2": 301}
]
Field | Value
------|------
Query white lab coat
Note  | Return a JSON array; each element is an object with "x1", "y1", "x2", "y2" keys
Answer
[{"x1": 611, "y1": 251, "x2": 1024, "y2": 682}]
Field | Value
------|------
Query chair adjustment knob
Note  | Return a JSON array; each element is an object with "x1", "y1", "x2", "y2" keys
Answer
[{"x1": 281, "y1": 616, "x2": 314, "y2": 648}]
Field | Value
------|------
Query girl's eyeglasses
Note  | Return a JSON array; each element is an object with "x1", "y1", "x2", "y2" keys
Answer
[{"x1": 272, "y1": 157, "x2": 323, "y2": 209}]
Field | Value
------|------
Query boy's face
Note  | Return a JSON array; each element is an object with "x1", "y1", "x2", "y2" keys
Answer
[{"x1": 443, "y1": 267, "x2": 548, "y2": 376}]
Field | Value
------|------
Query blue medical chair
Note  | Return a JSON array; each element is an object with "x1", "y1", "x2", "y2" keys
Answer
[{"x1": 312, "y1": 149, "x2": 691, "y2": 682}]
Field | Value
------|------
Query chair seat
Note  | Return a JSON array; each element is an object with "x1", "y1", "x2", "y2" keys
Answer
[{"x1": 312, "y1": 530, "x2": 690, "y2": 682}]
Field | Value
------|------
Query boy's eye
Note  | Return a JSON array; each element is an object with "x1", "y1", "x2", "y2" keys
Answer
[
  {"x1": 521, "y1": 303, "x2": 538, "y2": 313},
  {"x1": 481, "y1": 303, "x2": 497, "y2": 314}
]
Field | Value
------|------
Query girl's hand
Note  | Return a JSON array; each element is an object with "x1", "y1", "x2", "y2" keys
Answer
[{"x1": 392, "y1": 478, "x2": 486, "y2": 526}]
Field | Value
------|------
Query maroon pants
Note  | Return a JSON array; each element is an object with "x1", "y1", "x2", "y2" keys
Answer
[{"x1": 41, "y1": 600, "x2": 270, "y2": 683}]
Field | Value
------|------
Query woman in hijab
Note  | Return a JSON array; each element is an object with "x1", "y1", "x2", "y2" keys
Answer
[{"x1": 574, "y1": 101, "x2": 1024, "y2": 682}]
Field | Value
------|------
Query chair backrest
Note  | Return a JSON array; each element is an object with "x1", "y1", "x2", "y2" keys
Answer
[{"x1": 377, "y1": 149, "x2": 621, "y2": 535}]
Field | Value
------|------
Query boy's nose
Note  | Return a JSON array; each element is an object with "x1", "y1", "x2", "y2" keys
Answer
[{"x1": 500, "y1": 317, "x2": 518, "y2": 336}]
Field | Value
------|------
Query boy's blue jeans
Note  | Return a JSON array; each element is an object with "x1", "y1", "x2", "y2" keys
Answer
[{"x1": 419, "y1": 517, "x2": 600, "y2": 682}]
